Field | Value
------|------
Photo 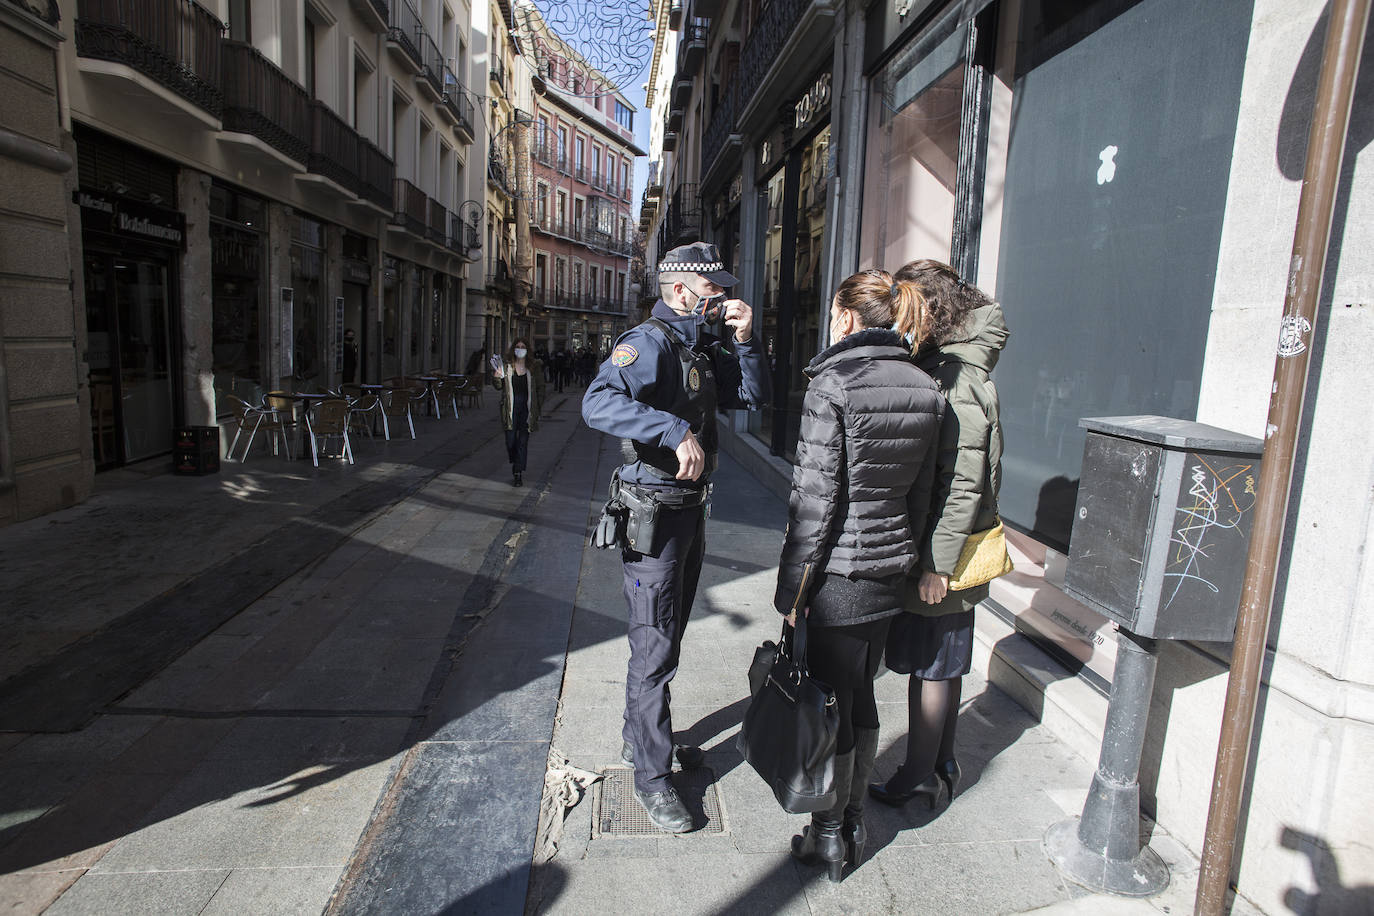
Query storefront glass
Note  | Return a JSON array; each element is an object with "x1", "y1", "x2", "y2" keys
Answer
[
  {"x1": 289, "y1": 214, "x2": 325, "y2": 386},
  {"x1": 408, "y1": 266, "x2": 425, "y2": 370},
  {"x1": 993, "y1": 0, "x2": 1252, "y2": 551},
  {"x1": 210, "y1": 186, "x2": 265, "y2": 413},
  {"x1": 382, "y1": 257, "x2": 401, "y2": 379},
  {"x1": 858, "y1": 28, "x2": 965, "y2": 271}
]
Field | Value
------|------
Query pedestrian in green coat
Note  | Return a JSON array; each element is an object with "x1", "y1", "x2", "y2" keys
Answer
[{"x1": 869, "y1": 259, "x2": 1010, "y2": 812}]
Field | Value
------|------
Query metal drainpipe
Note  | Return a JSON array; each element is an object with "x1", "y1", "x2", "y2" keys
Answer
[{"x1": 1193, "y1": 2, "x2": 1371, "y2": 913}]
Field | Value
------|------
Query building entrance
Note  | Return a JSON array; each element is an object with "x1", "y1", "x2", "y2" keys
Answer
[{"x1": 84, "y1": 253, "x2": 177, "y2": 468}]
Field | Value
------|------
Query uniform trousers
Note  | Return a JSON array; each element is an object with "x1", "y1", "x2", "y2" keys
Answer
[{"x1": 621, "y1": 502, "x2": 706, "y2": 793}]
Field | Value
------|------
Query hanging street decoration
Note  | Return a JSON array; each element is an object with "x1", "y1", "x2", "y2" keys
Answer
[{"x1": 515, "y1": 0, "x2": 654, "y2": 99}]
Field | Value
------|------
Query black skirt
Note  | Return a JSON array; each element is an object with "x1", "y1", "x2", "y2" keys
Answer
[{"x1": 884, "y1": 609, "x2": 975, "y2": 679}]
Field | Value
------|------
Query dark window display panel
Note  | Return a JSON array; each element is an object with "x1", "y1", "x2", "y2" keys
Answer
[{"x1": 993, "y1": 0, "x2": 1253, "y2": 551}]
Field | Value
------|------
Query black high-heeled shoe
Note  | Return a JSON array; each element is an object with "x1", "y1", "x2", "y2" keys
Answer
[
  {"x1": 841, "y1": 817, "x2": 866, "y2": 869},
  {"x1": 936, "y1": 758, "x2": 961, "y2": 798},
  {"x1": 868, "y1": 768, "x2": 949, "y2": 809}
]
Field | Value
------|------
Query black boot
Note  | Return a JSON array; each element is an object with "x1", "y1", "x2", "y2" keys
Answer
[
  {"x1": 844, "y1": 728, "x2": 879, "y2": 868},
  {"x1": 791, "y1": 750, "x2": 853, "y2": 882},
  {"x1": 936, "y1": 757, "x2": 962, "y2": 798}
]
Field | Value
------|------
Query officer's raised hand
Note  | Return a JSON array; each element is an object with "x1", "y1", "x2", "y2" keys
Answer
[
  {"x1": 675, "y1": 428, "x2": 705, "y2": 481},
  {"x1": 721, "y1": 299, "x2": 753, "y2": 342}
]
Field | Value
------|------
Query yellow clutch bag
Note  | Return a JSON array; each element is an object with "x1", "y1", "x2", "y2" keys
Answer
[{"x1": 948, "y1": 521, "x2": 1014, "y2": 591}]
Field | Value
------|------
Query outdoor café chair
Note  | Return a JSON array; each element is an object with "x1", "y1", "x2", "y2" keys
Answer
[
  {"x1": 348, "y1": 393, "x2": 381, "y2": 440},
  {"x1": 304, "y1": 398, "x2": 354, "y2": 467},
  {"x1": 380, "y1": 388, "x2": 417, "y2": 440},
  {"x1": 435, "y1": 380, "x2": 462, "y2": 420},
  {"x1": 456, "y1": 375, "x2": 482, "y2": 408},
  {"x1": 226, "y1": 394, "x2": 291, "y2": 461}
]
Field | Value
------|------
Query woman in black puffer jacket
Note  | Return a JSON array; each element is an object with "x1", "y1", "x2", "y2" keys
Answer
[{"x1": 773, "y1": 269, "x2": 944, "y2": 882}]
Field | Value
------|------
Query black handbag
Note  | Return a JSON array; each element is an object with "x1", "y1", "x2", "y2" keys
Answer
[{"x1": 736, "y1": 564, "x2": 840, "y2": 814}]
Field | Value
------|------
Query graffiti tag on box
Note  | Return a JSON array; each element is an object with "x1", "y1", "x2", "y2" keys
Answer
[{"x1": 1164, "y1": 454, "x2": 1258, "y2": 608}]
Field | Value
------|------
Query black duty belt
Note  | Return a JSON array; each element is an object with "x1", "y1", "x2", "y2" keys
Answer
[{"x1": 621, "y1": 481, "x2": 710, "y2": 509}]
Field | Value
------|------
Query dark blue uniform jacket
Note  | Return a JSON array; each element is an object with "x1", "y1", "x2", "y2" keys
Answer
[{"x1": 582, "y1": 299, "x2": 771, "y2": 488}]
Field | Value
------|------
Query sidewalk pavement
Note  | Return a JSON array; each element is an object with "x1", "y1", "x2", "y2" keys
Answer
[{"x1": 0, "y1": 392, "x2": 1265, "y2": 915}]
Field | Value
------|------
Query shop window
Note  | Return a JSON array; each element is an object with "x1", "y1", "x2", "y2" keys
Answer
[
  {"x1": 993, "y1": 0, "x2": 1251, "y2": 550},
  {"x1": 290, "y1": 215, "x2": 325, "y2": 383},
  {"x1": 210, "y1": 186, "x2": 266, "y2": 413}
]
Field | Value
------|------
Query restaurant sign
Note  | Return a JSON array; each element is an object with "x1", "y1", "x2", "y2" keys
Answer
[{"x1": 74, "y1": 189, "x2": 186, "y2": 249}]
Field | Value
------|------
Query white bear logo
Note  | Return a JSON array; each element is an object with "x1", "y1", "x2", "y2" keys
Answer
[{"x1": 1097, "y1": 145, "x2": 1119, "y2": 185}]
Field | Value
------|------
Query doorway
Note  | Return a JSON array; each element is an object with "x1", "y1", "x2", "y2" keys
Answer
[{"x1": 84, "y1": 252, "x2": 178, "y2": 468}]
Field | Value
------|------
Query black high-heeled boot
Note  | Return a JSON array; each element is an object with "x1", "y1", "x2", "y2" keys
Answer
[
  {"x1": 868, "y1": 767, "x2": 948, "y2": 809},
  {"x1": 791, "y1": 750, "x2": 853, "y2": 882},
  {"x1": 843, "y1": 728, "x2": 879, "y2": 868}
]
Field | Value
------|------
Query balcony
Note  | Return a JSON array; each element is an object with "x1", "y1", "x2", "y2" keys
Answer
[
  {"x1": 386, "y1": 0, "x2": 424, "y2": 74},
  {"x1": 663, "y1": 129, "x2": 678, "y2": 152},
  {"x1": 416, "y1": 25, "x2": 444, "y2": 101},
  {"x1": 646, "y1": 160, "x2": 662, "y2": 196},
  {"x1": 300, "y1": 101, "x2": 394, "y2": 211},
  {"x1": 426, "y1": 197, "x2": 447, "y2": 246},
  {"x1": 391, "y1": 178, "x2": 427, "y2": 237},
  {"x1": 220, "y1": 40, "x2": 310, "y2": 166},
  {"x1": 489, "y1": 55, "x2": 506, "y2": 92},
  {"x1": 667, "y1": 106, "x2": 683, "y2": 133},
  {"x1": 75, "y1": 0, "x2": 225, "y2": 123},
  {"x1": 658, "y1": 183, "x2": 701, "y2": 250},
  {"x1": 450, "y1": 211, "x2": 479, "y2": 258},
  {"x1": 678, "y1": 19, "x2": 708, "y2": 75},
  {"x1": 589, "y1": 168, "x2": 605, "y2": 191},
  {"x1": 349, "y1": 0, "x2": 388, "y2": 34},
  {"x1": 734, "y1": 0, "x2": 837, "y2": 127},
  {"x1": 668, "y1": 0, "x2": 683, "y2": 30},
  {"x1": 488, "y1": 140, "x2": 512, "y2": 195},
  {"x1": 671, "y1": 75, "x2": 693, "y2": 109},
  {"x1": 701, "y1": 79, "x2": 741, "y2": 185},
  {"x1": 441, "y1": 71, "x2": 475, "y2": 142}
]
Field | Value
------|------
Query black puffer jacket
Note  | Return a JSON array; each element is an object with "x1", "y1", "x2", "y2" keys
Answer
[{"x1": 774, "y1": 328, "x2": 945, "y2": 626}]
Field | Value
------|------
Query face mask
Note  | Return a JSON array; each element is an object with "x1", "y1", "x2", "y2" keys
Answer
[
  {"x1": 687, "y1": 287, "x2": 724, "y2": 323},
  {"x1": 514, "y1": 347, "x2": 527, "y2": 359}
]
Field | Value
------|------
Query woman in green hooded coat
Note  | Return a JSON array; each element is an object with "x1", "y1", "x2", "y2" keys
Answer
[{"x1": 869, "y1": 259, "x2": 1010, "y2": 811}]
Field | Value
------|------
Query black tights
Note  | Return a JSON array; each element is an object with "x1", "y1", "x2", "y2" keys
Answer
[
  {"x1": 895, "y1": 675, "x2": 962, "y2": 787},
  {"x1": 803, "y1": 617, "x2": 890, "y2": 754}
]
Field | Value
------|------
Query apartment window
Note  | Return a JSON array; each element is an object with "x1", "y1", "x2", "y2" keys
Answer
[
  {"x1": 588, "y1": 267, "x2": 597, "y2": 300},
  {"x1": 536, "y1": 254, "x2": 547, "y2": 294},
  {"x1": 592, "y1": 146, "x2": 601, "y2": 183},
  {"x1": 575, "y1": 137, "x2": 585, "y2": 172},
  {"x1": 555, "y1": 257, "x2": 566, "y2": 293},
  {"x1": 615, "y1": 100, "x2": 633, "y2": 131},
  {"x1": 536, "y1": 183, "x2": 548, "y2": 222},
  {"x1": 606, "y1": 268, "x2": 615, "y2": 302},
  {"x1": 556, "y1": 191, "x2": 567, "y2": 227},
  {"x1": 573, "y1": 261, "x2": 583, "y2": 296},
  {"x1": 558, "y1": 126, "x2": 568, "y2": 167},
  {"x1": 621, "y1": 160, "x2": 629, "y2": 193},
  {"x1": 617, "y1": 271, "x2": 625, "y2": 304},
  {"x1": 574, "y1": 197, "x2": 584, "y2": 233},
  {"x1": 303, "y1": 19, "x2": 317, "y2": 97},
  {"x1": 228, "y1": 0, "x2": 250, "y2": 42}
]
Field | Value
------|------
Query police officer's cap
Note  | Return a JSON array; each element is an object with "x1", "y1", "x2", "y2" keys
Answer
[{"x1": 658, "y1": 242, "x2": 738, "y2": 288}]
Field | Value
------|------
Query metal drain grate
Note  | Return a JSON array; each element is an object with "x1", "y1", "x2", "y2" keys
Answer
[{"x1": 593, "y1": 766, "x2": 727, "y2": 837}]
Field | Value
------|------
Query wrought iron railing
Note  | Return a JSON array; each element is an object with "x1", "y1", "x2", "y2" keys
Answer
[
  {"x1": 442, "y1": 71, "x2": 474, "y2": 134},
  {"x1": 678, "y1": 18, "x2": 709, "y2": 74},
  {"x1": 417, "y1": 24, "x2": 445, "y2": 96},
  {"x1": 392, "y1": 178, "x2": 427, "y2": 236},
  {"x1": 387, "y1": 0, "x2": 423, "y2": 70},
  {"x1": 448, "y1": 211, "x2": 475, "y2": 254},
  {"x1": 426, "y1": 197, "x2": 447, "y2": 245},
  {"x1": 359, "y1": 0, "x2": 389, "y2": 24},
  {"x1": 307, "y1": 101, "x2": 394, "y2": 209},
  {"x1": 221, "y1": 40, "x2": 309, "y2": 163},
  {"x1": 75, "y1": 0, "x2": 224, "y2": 115},
  {"x1": 737, "y1": 0, "x2": 808, "y2": 105},
  {"x1": 489, "y1": 54, "x2": 505, "y2": 90},
  {"x1": 701, "y1": 80, "x2": 738, "y2": 177},
  {"x1": 357, "y1": 138, "x2": 394, "y2": 209}
]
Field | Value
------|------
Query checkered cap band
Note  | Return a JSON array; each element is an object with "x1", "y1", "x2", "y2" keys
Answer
[{"x1": 658, "y1": 261, "x2": 724, "y2": 274}]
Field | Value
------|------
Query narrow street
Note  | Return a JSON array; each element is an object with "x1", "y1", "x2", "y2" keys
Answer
[{"x1": 0, "y1": 395, "x2": 1252, "y2": 915}]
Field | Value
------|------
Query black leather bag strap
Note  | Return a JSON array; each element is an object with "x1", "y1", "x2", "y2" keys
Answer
[{"x1": 783, "y1": 562, "x2": 813, "y2": 669}]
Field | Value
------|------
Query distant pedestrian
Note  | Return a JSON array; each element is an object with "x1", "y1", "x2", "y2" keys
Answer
[
  {"x1": 774, "y1": 269, "x2": 943, "y2": 881},
  {"x1": 342, "y1": 328, "x2": 359, "y2": 383},
  {"x1": 869, "y1": 260, "x2": 1009, "y2": 814},
  {"x1": 492, "y1": 337, "x2": 545, "y2": 487}
]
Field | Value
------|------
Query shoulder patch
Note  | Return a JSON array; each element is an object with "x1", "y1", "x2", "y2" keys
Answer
[{"x1": 611, "y1": 343, "x2": 639, "y2": 367}]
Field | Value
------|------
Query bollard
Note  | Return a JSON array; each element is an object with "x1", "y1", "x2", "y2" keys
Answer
[{"x1": 1044, "y1": 627, "x2": 1168, "y2": 896}]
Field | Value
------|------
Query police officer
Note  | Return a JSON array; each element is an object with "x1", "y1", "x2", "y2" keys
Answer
[{"x1": 582, "y1": 242, "x2": 770, "y2": 832}]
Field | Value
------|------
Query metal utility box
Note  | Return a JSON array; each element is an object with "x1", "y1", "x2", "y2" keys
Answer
[{"x1": 1064, "y1": 416, "x2": 1262, "y2": 641}]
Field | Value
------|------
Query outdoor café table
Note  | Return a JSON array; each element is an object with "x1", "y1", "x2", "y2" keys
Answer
[{"x1": 288, "y1": 393, "x2": 333, "y2": 457}]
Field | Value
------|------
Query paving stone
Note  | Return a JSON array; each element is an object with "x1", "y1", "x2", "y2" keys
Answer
[
  {"x1": 88, "y1": 756, "x2": 397, "y2": 873},
  {"x1": 43, "y1": 869, "x2": 229, "y2": 916},
  {"x1": 0, "y1": 868, "x2": 85, "y2": 915},
  {"x1": 198, "y1": 865, "x2": 342, "y2": 915}
]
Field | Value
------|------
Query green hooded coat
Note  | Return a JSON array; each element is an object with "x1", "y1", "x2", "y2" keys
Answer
[{"x1": 902, "y1": 300, "x2": 1010, "y2": 617}]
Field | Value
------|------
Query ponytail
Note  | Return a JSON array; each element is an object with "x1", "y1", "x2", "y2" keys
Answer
[{"x1": 889, "y1": 279, "x2": 927, "y2": 354}]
